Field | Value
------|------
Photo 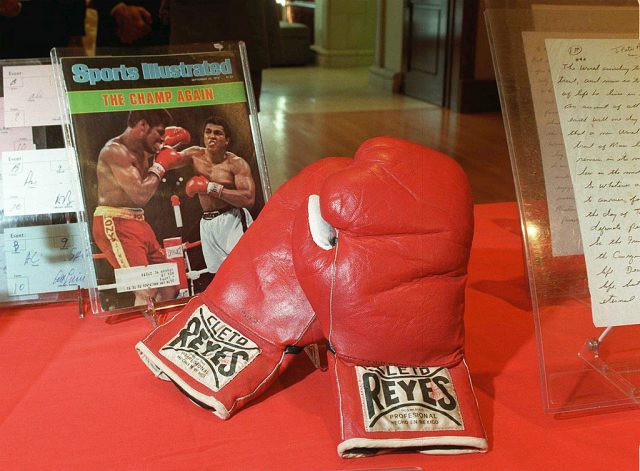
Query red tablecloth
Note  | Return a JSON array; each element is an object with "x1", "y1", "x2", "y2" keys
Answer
[{"x1": 1, "y1": 202, "x2": 638, "y2": 471}]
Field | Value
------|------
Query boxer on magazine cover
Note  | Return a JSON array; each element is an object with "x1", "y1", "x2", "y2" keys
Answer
[
  {"x1": 92, "y1": 109, "x2": 195, "y2": 305},
  {"x1": 185, "y1": 116, "x2": 256, "y2": 274}
]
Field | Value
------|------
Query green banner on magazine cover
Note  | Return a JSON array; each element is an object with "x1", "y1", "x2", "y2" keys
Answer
[{"x1": 67, "y1": 82, "x2": 247, "y2": 114}]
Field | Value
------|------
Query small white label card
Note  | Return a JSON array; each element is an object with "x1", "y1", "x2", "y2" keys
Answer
[
  {"x1": 114, "y1": 262, "x2": 179, "y2": 293},
  {"x1": 0, "y1": 98, "x2": 34, "y2": 152},
  {"x1": 547, "y1": 38, "x2": 640, "y2": 327},
  {"x1": 2, "y1": 148, "x2": 79, "y2": 216},
  {"x1": 522, "y1": 32, "x2": 582, "y2": 257},
  {"x1": 3, "y1": 64, "x2": 62, "y2": 127},
  {"x1": 4, "y1": 223, "x2": 88, "y2": 296}
]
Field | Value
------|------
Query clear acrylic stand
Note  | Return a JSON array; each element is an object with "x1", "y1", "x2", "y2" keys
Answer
[
  {"x1": 578, "y1": 327, "x2": 640, "y2": 403},
  {"x1": 143, "y1": 296, "x2": 159, "y2": 328},
  {"x1": 76, "y1": 285, "x2": 85, "y2": 318}
]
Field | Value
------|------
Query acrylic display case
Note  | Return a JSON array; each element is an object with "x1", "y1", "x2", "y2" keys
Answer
[
  {"x1": 0, "y1": 57, "x2": 86, "y2": 310},
  {"x1": 486, "y1": 0, "x2": 640, "y2": 412}
]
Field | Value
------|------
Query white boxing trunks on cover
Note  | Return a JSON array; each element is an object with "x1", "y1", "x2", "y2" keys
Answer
[{"x1": 200, "y1": 207, "x2": 253, "y2": 273}]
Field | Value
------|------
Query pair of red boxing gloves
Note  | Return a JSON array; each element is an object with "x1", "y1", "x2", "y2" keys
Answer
[{"x1": 135, "y1": 137, "x2": 487, "y2": 458}]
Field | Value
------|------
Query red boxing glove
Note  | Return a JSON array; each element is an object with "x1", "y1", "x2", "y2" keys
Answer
[
  {"x1": 292, "y1": 137, "x2": 487, "y2": 457},
  {"x1": 136, "y1": 157, "x2": 351, "y2": 419},
  {"x1": 185, "y1": 175, "x2": 223, "y2": 198},
  {"x1": 164, "y1": 126, "x2": 191, "y2": 148},
  {"x1": 148, "y1": 147, "x2": 187, "y2": 178}
]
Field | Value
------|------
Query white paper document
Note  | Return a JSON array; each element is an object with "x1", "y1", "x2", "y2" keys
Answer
[
  {"x1": 0, "y1": 98, "x2": 34, "y2": 152},
  {"x1": 0, "y1": 236, "x2": 38, "y2": 302},
  {"x1": 1, "y1": 148, "x2": 80, "y2": 216},
  {"x1": 548, "y1": 38, "x2": 640, "y2": 327},
  {"x1": 3, "y1": 64, "x2": 62, "y2": 127},
  {"x1": 523, "y1": 32, "x2": 582, "y2": 256},
  {"x1": 3, "y1": 223, "x2": 88, "y2": 296},
  {"x1": 114, "y1": 263, "x2": 180, "y2": 293}
]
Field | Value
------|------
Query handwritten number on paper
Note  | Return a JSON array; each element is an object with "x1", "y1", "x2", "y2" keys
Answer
[
  {"x1": 569, "y1": 45, "x2": 583, "y2": 56},
  {"x1": 12, "y1": 281, "x2": 26, "y2": 294}
]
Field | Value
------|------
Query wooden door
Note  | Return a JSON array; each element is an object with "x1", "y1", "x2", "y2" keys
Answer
[{"x1": 403, "y1": 0, "x2": 451, "y2": 106}]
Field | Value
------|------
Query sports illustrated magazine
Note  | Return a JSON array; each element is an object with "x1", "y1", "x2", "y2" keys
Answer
[{"x1": 55, "y1": 43, "x2": 269, "y2": 314}]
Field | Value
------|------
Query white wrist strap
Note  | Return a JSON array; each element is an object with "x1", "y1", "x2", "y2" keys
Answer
[
  {"x1": 308, "y1": 195, "x2": 336, "y2": 250},
  {"x1": 148, "y1": 162, "x2": 166, "y2": 178},
  {"x1": 207, "y1": 181, "x2": 224, "y2": 198}
]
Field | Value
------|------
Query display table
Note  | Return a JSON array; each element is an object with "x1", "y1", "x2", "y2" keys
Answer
[{"x1": 0, "y1": 203, "x2": 637, "y2": 471}]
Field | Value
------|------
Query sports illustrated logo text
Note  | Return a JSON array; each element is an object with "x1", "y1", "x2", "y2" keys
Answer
[
  {"x1": 160, "y1": 305, "x2": 260, "y2": 391},
  {"x1": 356, "y1": 365, "x2": 464, "y2": 433}
]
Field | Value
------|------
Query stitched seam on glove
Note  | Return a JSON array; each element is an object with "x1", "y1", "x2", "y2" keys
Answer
[
  {"x1": 328, "y1": 231, "x2": 340, "y2": 344},
  {"x1": 334, "y1": 356, "x2": 346, "y2": 441},
  {"x1": 230, "y1": 351, "x2": 287, "y2": 414},
  {"x1": 332, "y1": 353, "x2": 466, "y2": 371},
  {"x1": 204, "y1": 298, "x2": 282, "y2": 350},
  {"x1": 289, "y1": 310, "x2": 319, "y2": 346}
]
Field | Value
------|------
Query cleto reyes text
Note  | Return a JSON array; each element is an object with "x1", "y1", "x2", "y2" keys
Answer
[
  {"x1": 356, "y1": 365, "x2": 464, "y2": 432},
  {"x1": 360, "y1": 366, "x2": 458, "y2": 416},
  {"x1": 161, "y1": 305, "x2": 260, "y2": 386}
]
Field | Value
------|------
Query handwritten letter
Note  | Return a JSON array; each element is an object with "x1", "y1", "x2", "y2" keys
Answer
[
  {"x1": 548, "y1": 39, "x2": 640, "y2": 327},
  {"x1": 523, "y1": 32, "x2": 582, "y2": 256}
]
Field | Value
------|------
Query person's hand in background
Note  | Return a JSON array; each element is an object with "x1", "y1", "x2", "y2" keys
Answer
[
  {"x1": 0, "y1": 0, "x2": 22, "y2": 17},
  {"x1": 112, "y1": 3, "x2": 152, "y2": 44}
]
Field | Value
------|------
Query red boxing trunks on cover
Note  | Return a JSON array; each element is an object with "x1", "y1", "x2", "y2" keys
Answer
[{"x1": 93, "y1": 206, "x2": 168, "y2": 268}]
